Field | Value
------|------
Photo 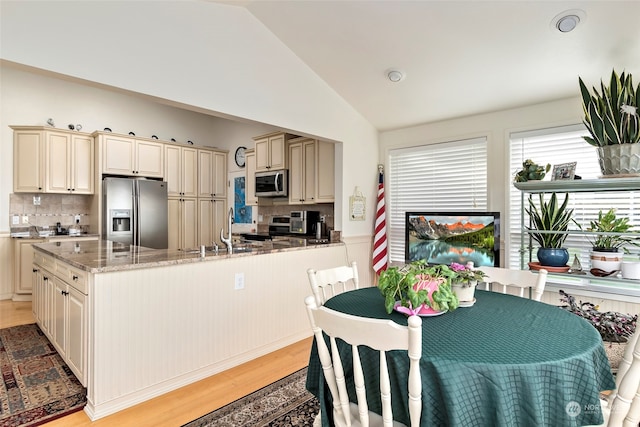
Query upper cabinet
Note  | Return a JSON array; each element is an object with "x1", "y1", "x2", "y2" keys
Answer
[
  {"x1": 198, "y1": 149, "x2": 227, "y2": 199},
  {"x1": 245, "y1": 149, "x2": 257, "y2": 206},
  {"x1": 12, "y1": 126, "x2": 95, "y2": 194},
  {"x1": 253, "y1": 132, "x2": 293, "y2": 172},
  {"x1": 165, "y1": 145, "x2": 198, "y2": 198},
  {"x1": 288, "y1": 137, "x2": 335, "y2": 204},
  {"x1": 99, "y1": 134, "x2": 164, "y2": 178}
]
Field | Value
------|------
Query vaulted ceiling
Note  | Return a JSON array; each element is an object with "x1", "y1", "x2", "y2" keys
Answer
[{"x1": 217, "y1": 1, "x2": 640, "y2": 131}]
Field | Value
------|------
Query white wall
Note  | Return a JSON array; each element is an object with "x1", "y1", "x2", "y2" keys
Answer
[{"x1": 0, "y1": 0, "x2": 379, "y2": 239}]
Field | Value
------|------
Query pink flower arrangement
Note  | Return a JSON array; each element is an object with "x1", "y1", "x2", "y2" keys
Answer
[{"x1": 450, "y1": 262, "x2": 486, "y2": 284}]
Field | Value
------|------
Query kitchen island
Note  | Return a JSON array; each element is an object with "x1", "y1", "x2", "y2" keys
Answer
[{"x1": 32, "y1": 238, "x2": 349, "y2": 420}]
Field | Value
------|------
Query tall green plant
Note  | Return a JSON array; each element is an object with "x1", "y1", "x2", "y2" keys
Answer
[
  {"x1": 525, "y1": 193, "x2": 574, "y2": 248},
  {"x1": 579, "y1": 70, "x2": 640, "y2": 147}
]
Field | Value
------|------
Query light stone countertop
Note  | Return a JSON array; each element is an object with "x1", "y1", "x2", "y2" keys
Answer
[{"x1": 32, "y1": 238, "x2": 343, "y2": 274}]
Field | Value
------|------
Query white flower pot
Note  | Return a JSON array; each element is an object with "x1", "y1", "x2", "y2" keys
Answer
[
  {"x1": 590, "y1": 250, "x2": 623, "y2": 273},
  {"x1": 452, "y1": 280, "x2": 477, "y2": 302}
]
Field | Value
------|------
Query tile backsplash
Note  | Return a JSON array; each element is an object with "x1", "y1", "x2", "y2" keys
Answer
[{"x1": 9, "y1": 193, "x2": 91, "y2": 230}]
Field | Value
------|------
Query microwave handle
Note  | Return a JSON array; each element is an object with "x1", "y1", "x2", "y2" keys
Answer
[{"x1": 275, "y1": 172, "x2": 281, "y2": 193}]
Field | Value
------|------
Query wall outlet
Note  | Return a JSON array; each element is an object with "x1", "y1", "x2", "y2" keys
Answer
[
  {"x1": 234, "y1": 272, "x2": 245, "y2": 290},
  {"x1": 75, "y1": 214, "x2": 81, "y2": 223},
  {"x1": 22, "y1": 215, "x2": 29, "y2": 224},
  {"x1": 12, "y1": 215, "x2": 19, "y2": 225},
  {"x1": 33, "y1": 196, "x2": 41, "y2": 205}
]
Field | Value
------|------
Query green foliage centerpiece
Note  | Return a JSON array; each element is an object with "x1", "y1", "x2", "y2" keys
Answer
[{"x1": 378, "y1": 260, "x2": 459, "y2": 315}]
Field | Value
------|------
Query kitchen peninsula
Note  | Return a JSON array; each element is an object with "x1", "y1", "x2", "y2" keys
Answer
[{"x1": 31, "y1": 238, "x2": 348, "y2": 420}]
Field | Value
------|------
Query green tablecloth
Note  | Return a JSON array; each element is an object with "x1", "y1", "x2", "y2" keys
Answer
[{"x1": 306, "y1": 288, "x2": 615, "y2": 427}]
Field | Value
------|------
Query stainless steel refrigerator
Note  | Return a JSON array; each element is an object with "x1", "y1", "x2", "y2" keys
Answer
[{"x1": 103, "y1": 177, "x2": 168, "y2": 249}]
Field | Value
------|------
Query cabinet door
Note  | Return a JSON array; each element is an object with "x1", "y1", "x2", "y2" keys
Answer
[
  {"x1": 182, "y1": 147, "x2": 198, "y2": 198},
  {"x1": 269, "y1": 134, "x2": 286, "y2": 170},
  {"x1": 135, "y1": 140, "x2": 164, "y2": 177},
  {"x1": 14, "y1": 239, "x2": 45, "y2": 295},
  {"x1": 14, "y1": 130, "x2": 45, "y2": 192},
  {"x1": 165, "y1": 145, "x2": 182, "y2": 197},
  {"x1": 71, "y1": 134, "x2": 94, "y2": 194},
  {"x1": 289, "y1": 142, "x2": 304, "y2": 203},
  {"x1": 254, "y1": 137, "x2": 270, "y2": 171},
  {"x1": 198, "y1": 150, "x2": 213, "y2": 197},
  {"x1": 102, "y1": 135, "x2": 135, "y2": 175},
  {"x1": 167, "y1": 198, "x2": 181, "y2": 250},
  {"x1": 316, "y1": 141, "x2": 335, "y2": 202},
  {"x1": 53, "y1": 278, "x2": 67, "y2": 355},
  {"x1": 41, "y1": 270, "x2": 54, "y2": 335},
  {"x1": 212, "y1": 151, "x2": 227, "y2": 198},
  {"x1": 46, "y1": 132, "x2": 71, "y2": 193},
  {"x1": 245, "y1": 150, "x2": 257, "y2": 206},
  {"x1": 303, "y1": 140, "x2": 317, "y2": 204},
  {"x1": 32, "y1": 265, "x2": 42, "y2": 321},
  {"x1": 198, "y1": 198, "x2": 213, "y2": 246},
  {"x1": 182, "y1": 198, "x2": 198, "y2": 250},
  {"x1": 67, "y1": 285, "x2": 86, "y2": 385},
  {"x1": 213, "y1": 199, "x2": 227, "y2": 247}
]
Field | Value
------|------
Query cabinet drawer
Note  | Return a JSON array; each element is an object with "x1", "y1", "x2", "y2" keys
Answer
[
  {"x1": 34, "y1": 251, "x2": 56, "y2": 271},
  {"x1": 55, "y1": 261, "x2": 87, "y2": 294}
]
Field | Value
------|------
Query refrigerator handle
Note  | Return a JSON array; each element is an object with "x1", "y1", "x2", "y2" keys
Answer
[{"x1": 133, "y1": 182, "x2": 140, "y2": 246}]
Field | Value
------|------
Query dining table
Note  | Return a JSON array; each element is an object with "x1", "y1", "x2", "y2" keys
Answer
[{"x1": 305, "y1": 287, "x2": 616, "y2": 427}]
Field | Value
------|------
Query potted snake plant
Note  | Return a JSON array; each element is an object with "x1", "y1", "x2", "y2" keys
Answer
[
  {"x1": 579, "y1": 69, "x2": 640, "y2": 176},
  {"x1": 525, "y1": 192, "x2": 574, "y2": 267}
]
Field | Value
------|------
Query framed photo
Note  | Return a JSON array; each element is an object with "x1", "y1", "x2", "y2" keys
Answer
[{"x1": 552, "y1": 162, "x2": 577, "y2": 181}]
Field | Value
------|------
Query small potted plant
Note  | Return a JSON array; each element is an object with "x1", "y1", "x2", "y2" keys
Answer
[
  {"x1": 559, "y1": 290, "x2": 637, "y2": 372},
  {"x1": 449, "y1": 262, "x2": 487, "y2": 304},
  {"x1": 584, "y1": 208, "x2": 640, "y2": 273},
  {"x1": 514, "y1": 159, "x2": 551, "y2": 182},
  {"x1": 377, "y1": 260, "x2": 459, "y2": 316},
  {"x1": 525, "y1": 192, "x2": 574, "y2": 267}
]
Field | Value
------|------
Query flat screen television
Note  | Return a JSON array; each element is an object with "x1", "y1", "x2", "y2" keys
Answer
[{"x1": 405, "y1": 211, "x2": 500, "y2": 267}]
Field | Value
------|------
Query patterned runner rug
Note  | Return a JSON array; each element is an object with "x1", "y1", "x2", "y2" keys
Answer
[
  {"x1": 183, "y1": 367, "x2": 319, "y2": 427},
  {"x1": 0, "y1": 324, "x2": 86, "y2": 427}
]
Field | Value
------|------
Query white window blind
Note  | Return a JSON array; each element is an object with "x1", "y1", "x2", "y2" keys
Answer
[
  {"x1": 388, "y1": 137, "x2": 488, "y2": 263},
  {"x1": 508, "y1": 124, "x2": 640, "y2": 287}
]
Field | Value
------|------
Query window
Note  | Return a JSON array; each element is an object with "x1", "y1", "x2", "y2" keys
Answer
[
  {"x1": 508, "y1": 124, "x2": 640, "y2": 293},
  {"x1": 387, "y1": 137, "x2": 488, "y2": 263}
]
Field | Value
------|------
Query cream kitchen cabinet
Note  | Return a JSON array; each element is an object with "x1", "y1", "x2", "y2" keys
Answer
[
  {"x1": 288, "y1": 138, "x2": 335, "y2": 204},
  {"x1": 168, "y1": 197, "x2": 198, "y2": 250},
  {"x1": 253, "y1": 132, "x2": 292, "y2": 172},
  {"x1": 12, "y1": 126, "x2": 94, "y2": 194},
  {"x1": 46, "y1": 131, "x2": 94, "y2": 194},
  {"x1": 165, "y1": 144, "x2": 198, "y2": 197},
  {"x1": 13, "y1": 238, "x2": 45, "y2": 299},
  {"x1": 197, "y1": 198, "x2": 227, "y2": 247},
  {"x1": 198, "y1": 149, "x2": 227, "y2": 199},
  {"x1": 245, "y1": 149, "x2": 257, "y2": 206},
  {"x1": 32, "y1": 252, "x2": 88, "y2": 386},
  {"x1": 99, "y1": 133, "x2": 164, "y2": 178}
]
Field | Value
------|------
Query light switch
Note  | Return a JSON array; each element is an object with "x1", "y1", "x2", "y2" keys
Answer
[{"x1": 12, "y1": 215, "x2": 19, "y2": 225}]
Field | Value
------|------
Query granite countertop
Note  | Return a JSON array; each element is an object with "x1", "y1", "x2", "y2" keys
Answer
[{"x1": 32, "y1": 238, "x2": 343, "y2": 274}]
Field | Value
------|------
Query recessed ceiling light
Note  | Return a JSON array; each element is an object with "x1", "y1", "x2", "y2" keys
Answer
[
  {"x1": 550, "y1": 9, "x2": 586, "y2": 33},
  {"x1": 387, "y1": 70, "x2": 404, "y2": 83}
]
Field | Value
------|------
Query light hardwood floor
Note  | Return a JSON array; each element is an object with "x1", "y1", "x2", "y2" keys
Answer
[{"x1": 0, "y1": 300, "x2": 313, "y2": 427}]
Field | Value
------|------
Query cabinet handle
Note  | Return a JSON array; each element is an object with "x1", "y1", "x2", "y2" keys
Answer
[
  {"x1": 61, "y1": 290, "x2": 69, "y2": 296},
  {"x1": 72, "y1": 275, "x2": 79, "y2": 281},
  {"x1": 33, "y1": 268, "x2": 39, "y2": 273},
  {"x1": 44, "y1": 276, "x2": 48, "y2": 281}
]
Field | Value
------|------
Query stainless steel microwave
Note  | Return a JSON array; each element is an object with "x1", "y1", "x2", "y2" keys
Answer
[{"x1": 255, "y1": 170, "x2": 288, "y2": 197}]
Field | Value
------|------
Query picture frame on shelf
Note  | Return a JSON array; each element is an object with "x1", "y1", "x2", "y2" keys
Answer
[{"x1": 552, "y1": 162, "x2": 577, "y2": 181}]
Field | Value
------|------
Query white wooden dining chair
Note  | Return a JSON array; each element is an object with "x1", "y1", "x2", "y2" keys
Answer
[
  {"x1": 586, "y1": 328, "x2": 640, "y2": 426},
  {"x1": 477, "y1": 266, "x2": 548, "y2": 302},
  {"x1": 305, "y1": 295, "x2": 423, "y2": 427},
  {"x1": 307, "y1": 261, "x2": 359, "y2": 306}
]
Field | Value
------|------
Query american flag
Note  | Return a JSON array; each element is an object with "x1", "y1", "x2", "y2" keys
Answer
[{"x1": 372, "y1": 166, "x2": 388, "y2": 275}]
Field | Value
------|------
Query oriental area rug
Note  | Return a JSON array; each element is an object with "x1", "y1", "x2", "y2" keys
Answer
[
  {"x1": 183, "y1": 367, "x2": 320, "y2": 427},
  {"x1": 0, "y1": 324, "x2": 86, "y2": 427}
]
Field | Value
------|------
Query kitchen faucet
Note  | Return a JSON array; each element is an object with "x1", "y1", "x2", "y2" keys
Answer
[{"x1": 220, "y1": 207, "x2": 233, "y2": 254}]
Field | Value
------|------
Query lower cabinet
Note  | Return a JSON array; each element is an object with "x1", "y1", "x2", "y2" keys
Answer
[
  {"x1": 33, "y1": 253, "x2": 87, "y2": 386},
  {"x1": 14, "y1": 239, "x2": 45, "y2": 299},
  {"x1": 168, "y1": 197, "x2": 198, "y2": 250}
]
